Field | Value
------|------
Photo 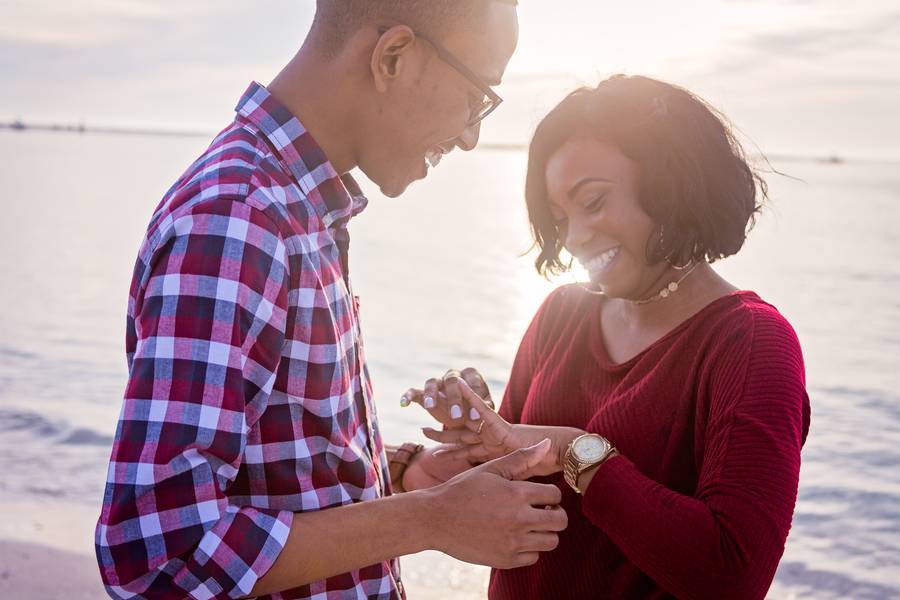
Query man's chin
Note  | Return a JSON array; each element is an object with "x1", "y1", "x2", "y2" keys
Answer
[
  {"x1": 361, "y1": 158, "x2": 428, "y2": 198},
  {"x1": 378, "y1": 172, "x2": 425, "y2": 198},
  {"x1": 378, "y1": 185, "x2": 406, "y2": 199},
  {"x1": 377, "y1": 178, "x2": 412, "y2": 198}
]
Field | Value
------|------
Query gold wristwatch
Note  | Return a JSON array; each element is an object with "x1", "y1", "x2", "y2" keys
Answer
[{"x1": 563, "y1": 433, "x2": 617, "y2": 494}]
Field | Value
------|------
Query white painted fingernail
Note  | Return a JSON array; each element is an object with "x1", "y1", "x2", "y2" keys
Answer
[
  {"x1": 424, "y1": 396, "x2": 435, "y2": 409},
  {"x1": 400, "y1": 395, "x2": 410, "y2": 407},
  {"x1": 469, "y1": 407, "x2": 480, "y2": 420},
  {"x1": 450, "y1": 405, "x2": 462, "y2": 419}
]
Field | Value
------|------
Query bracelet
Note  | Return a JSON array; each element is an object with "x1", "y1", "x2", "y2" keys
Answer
[{"x1": 387, "y1": 443, "x2": 424, "y2": 493}]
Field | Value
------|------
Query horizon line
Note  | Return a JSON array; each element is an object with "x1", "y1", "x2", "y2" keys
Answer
[{"x1": 2, "y1": 120, "x2": 896, "y2": 165}]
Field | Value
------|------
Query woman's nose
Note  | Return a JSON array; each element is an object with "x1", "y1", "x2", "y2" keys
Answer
[{"x1": 564, "y1": 218, "x2": 593, "y2": 254}]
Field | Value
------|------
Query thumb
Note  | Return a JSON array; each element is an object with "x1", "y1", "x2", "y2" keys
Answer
[{"x1": 481, "y1": 438, "x2": 552, "y2": 480}]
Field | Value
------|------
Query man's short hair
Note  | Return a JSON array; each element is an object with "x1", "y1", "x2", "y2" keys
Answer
[{"x1": 310, "y1": 0, "x2": 517, "y2": 54}]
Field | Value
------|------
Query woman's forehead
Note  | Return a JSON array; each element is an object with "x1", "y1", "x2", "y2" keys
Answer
[{"x1": 545, "y1": 138, "x2": 636, "y2": 194}]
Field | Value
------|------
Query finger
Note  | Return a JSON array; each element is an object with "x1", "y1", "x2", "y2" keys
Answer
[
  {"x1": 456, "y1": 378, "x2": 490, "y2": 416},
  {"x1": 528, "y1": 505, "x2": 568, "y2": 533},
  {"x1": 422, "y1": 427, "x2": 476, "y2": 444},
  {"x1": 423, "y1": 378, "x2": 441, "y2": 413},
  {"x1": 457, "y1": 430, "x2": 484, "y2": 445},
  {"x1": 418, "y1": 379, "x2": 456, "y2": 428},
  {"x1": 400, "y1": 388, "x2": 424, "y2": 408},
  {"x1": 436, "y1": 443, "x2": 500, "y2": 464},
  {"x1": 522, "y1": 532, "x2": 560, "y2": 552},
  {"x1": 482, "y1": 438, "x2": 551, "y2": 480},
  {"x1": 510, "y1": 552, "x2": 540, "y2": 568},
  {"x1": 459, "y1": 369, "x2": 492, "y2": 422},
  {"x1": 460, "y1": 367, "x2": 492, "y2": 406},
  {"x1": 465, "y1": 444, "x2": 497, "y2": 463},
  {"x1": 512, "y1": 480, "x2": 563, "y2": 507},
  {"x1": 442, "y1": 370, "x2": 466, "y2": 424},
  {"x1": 458, "y1": 380, "x2": 510, "y2": 441}
]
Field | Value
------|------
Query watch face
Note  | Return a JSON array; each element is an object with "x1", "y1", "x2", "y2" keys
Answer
[{"x1": 574, "y1": 435, "x2": 610, "y2": 462}]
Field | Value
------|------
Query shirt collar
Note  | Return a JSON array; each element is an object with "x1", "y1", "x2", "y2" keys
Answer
[{"x1": 234, "y1": 81, "x2": 368, "y2": 229}]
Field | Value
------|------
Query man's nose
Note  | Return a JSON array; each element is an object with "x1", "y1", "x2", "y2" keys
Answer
[{"x1": 455, "y1": 121, "x2": 481, "y2": 152}]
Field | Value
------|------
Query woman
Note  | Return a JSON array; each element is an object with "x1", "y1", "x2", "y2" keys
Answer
[{"x1": 396, "y1": 75, "x2": 810, "y2": 599}]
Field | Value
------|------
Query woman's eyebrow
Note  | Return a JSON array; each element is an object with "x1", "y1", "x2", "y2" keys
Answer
[{"x1": 568, "y1": 177, "x2": 613, "y2": 199}]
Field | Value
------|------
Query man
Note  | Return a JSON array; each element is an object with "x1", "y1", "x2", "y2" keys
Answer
[{"x1": 95, "y1": 1, "x2": 567, "y2": 599}]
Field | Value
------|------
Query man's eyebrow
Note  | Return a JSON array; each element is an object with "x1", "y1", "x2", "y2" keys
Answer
[{"x1": 568, "y1": 177, "x2": 613, "y2": 199}]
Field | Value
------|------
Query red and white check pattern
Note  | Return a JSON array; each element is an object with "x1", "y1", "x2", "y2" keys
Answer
[{"x1": 95, "y1": 82, "x2": 400, "y2": 599}]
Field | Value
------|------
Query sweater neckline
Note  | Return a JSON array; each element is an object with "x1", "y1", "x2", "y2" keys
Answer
[{"x1": 589, "y1": 289, "x2": 758, "y2": 370}]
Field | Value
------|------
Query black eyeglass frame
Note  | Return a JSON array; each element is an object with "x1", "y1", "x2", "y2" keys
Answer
[{"x1": 377, "y1": 26, "x2": 504, "y2": 127}]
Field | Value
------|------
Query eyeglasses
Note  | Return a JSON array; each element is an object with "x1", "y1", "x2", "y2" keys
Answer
[{"x1": 378, "y1": 27, "x2": 504, "y2": 127}]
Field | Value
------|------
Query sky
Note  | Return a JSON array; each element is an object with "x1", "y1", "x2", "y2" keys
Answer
[{"x1": 2, "y1": 0, "x2": 898, "y2": 160}]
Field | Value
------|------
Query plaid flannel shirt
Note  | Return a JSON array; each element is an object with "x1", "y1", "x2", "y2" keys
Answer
[{"x1": 95, "y1": 82, "x2": 401, "y2": 599}]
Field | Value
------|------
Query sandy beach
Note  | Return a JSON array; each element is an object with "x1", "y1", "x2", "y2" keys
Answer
[
  {"x1": 0, "y1": 499, "x2": 489, "y2": 599},
  {"x1": 0, "y1": 541, "x2": 106, "y2": 599},
  {"x1": 0, "y1": 500, "x2": 106, "y2": 599}
]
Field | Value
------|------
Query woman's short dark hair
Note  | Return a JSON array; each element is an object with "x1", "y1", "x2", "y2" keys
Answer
[{"x1": 525, "y1": 74, "x2": 767, "y2": 276}]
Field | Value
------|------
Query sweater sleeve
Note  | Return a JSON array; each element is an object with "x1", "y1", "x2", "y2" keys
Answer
[{"x1": 581, "y1": 309, "x2": 810, "y2": 600}]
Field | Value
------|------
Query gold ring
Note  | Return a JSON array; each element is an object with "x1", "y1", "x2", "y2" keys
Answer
[{"x1": 476, "y1": 420, "x2": 485, "y2": 435}]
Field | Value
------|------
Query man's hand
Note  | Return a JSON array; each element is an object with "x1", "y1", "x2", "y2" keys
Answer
[
  {"x1": 424, "y1": 439, "x2": 568, "y2": 569},
  {"x1": 250, "y1": 440, "x2": 565, "y2": 597},
  {"x1": 423, "y1": 379, "x2": 585, "y2": 476},
  {"x1": 400, "y1": 367, "x2": 494, "y2": 430},
  {"x1": 402, "y1": 444, "x2": 477, "y2": 491}
]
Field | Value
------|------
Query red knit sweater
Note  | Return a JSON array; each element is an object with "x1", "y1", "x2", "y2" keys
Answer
[{"x1": 489, "y1": 287, "x2": 810, "y2": 600}]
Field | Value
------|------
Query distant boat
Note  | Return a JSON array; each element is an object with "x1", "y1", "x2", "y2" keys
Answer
[
  {"x1": 11, "y1": 120, "x2": 27, "y2": 131},
  {"x1": 817, "y1": 154, "x2": 845, "y2": 165}
]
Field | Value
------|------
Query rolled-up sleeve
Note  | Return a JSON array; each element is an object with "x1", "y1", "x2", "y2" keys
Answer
[{"x1": 96, "y1": 199, "x2": 294, "y2": 599}]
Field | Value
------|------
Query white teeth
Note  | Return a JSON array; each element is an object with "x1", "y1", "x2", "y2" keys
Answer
[
  {"x1": 581, "y1": 247, "x2": 620, "y2": 272},
  {"x1": 425, "y1": 149, "x2": 443, "y2": 168}
]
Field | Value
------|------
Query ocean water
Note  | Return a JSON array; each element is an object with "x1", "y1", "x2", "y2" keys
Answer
[{"x1": 1, "y1": 129, "x2": 898, "y2": 598}]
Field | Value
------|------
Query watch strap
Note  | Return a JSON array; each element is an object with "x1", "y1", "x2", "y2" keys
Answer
[{"x1": 387, "y1": 443, "x2": 424, "y2": 492}]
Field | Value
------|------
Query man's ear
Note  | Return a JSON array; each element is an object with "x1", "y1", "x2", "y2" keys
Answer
[{"x1": 370, "y1": 25, "x2": 417, "y2": 93}]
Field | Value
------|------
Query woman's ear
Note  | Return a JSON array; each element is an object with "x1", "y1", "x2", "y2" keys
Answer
[{"x1": 370, "y1": 25, "x2": 417, "y2": 93}]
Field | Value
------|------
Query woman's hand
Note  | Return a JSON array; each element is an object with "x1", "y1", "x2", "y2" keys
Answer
[
  {"x1": 401, "y1": 444, "x2": 479, "y2": 492},
  {"x1": 422, "y1": 379, "x2": 585, "y2": 477},
  {"x1": 400, "y1": 368, "x2": 495, "y2": 431}
]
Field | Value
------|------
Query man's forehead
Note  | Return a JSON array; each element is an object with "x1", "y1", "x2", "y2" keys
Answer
[{"x1": 450, "y1": 3, "x2": 518, "y2": 84}]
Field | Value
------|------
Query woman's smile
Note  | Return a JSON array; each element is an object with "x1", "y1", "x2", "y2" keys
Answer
[{"x1": 579, "y1": 245, "x2": 621, "y2": 279}]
